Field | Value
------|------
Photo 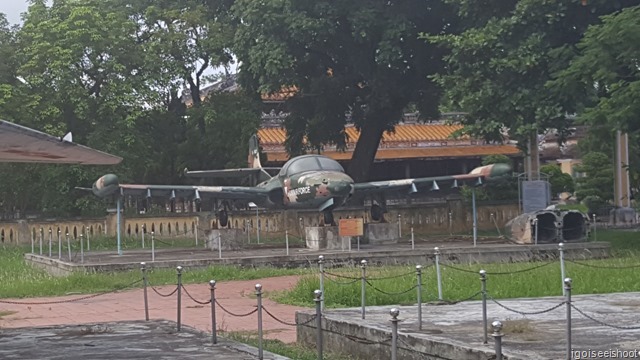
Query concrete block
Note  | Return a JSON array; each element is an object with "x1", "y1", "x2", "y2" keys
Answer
[
  {"x1": 305, "y1": 226, "x2": 346, "y2": 250},
  {"x1": 364, "y1": 223, "x2": 399, "y2": 245},
  {"x1": 609, "y1": 207, "x2": 637, "y2": 226},
  {"x1": 206, "y1": 229, "x2": 244, "y2": 251}
]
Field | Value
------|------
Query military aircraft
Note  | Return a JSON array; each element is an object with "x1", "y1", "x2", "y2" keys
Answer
[{"x1": 91, "y1": 135, "x2": 511, "y2": 226}]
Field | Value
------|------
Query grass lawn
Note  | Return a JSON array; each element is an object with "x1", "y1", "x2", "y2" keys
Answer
[
  {"x1": 0, "y1": 245, "x2": 311, "y2": 299},
  {"x1": 273, "y1": 229, "x2": 640, "y2": 308}
]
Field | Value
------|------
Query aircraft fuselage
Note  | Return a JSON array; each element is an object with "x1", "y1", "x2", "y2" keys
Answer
[{"x1": 256, "y1": 169, "x2": 354, "y2": 211}]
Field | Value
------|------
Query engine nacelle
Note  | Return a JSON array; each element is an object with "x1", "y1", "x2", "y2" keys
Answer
[
  {"x1": 505, "y1": 209, "x2": 590, "y2": 244},
  {"x1": 92, "y1": 174, "x2": 120, "y2": 198}
]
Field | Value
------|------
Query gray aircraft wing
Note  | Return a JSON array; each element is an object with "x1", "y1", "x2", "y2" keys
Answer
[
  {"x1": 0, "y1": 120, "x2": 122, "y2": 165},
  {"x1": 91, "y1": 174, "x2": 271, "y2": 201},
  {"x1": 353, "y1": 163, "x2": 511, "y2": 195}
]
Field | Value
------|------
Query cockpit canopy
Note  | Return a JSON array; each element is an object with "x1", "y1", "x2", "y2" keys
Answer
[{"x1": 279, "y1": 155, "x2": 345, "y2": 177}]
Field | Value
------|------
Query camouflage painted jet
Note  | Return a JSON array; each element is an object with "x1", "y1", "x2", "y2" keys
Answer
[{"x1": 91, "y1": 135, "x2": 511, "y2": 226}]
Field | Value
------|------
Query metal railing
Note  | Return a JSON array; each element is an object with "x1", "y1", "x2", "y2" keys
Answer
[{"x1": 9, "y1": 246, "x2": 640, "y2": 360}]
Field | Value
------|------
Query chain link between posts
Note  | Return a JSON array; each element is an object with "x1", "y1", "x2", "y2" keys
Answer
[
  {"x1": 323, "y1": 273, "x2": 360, "y2": 285},
  {"x1": 149, "y1": 283, "x2": 179, "y2": 297},
  {"x1": 180, "y1": 285, "x2": 211, "y2": 305},
  {"x1": 262, "y1": 306, "x2": 317, "y2": 327},
  {"x1": 442, "y1": 261, "x2": 554, "y2": 275},
  {"x1": 486, "y1": 293, "x2": 567, "y2": 315},
  {"x1": 570, "y1": 304, "x2": 640, "y2": 330},
  {"x1": 214, "y1": 299, "x2": 259, "y2": 317},
  {"x1": 365, "y1": 280, "x2": 421, "y2": 296},
  {"x1": 0, "y1": 279, "x2": 143, "y2": 305}
]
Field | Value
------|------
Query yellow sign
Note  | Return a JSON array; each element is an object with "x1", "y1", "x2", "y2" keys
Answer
[{"x1": 339, "y1": 218, "x2": 364, "y2": 237}]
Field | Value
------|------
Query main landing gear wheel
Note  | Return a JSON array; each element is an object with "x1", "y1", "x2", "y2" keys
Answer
[
  {"x1": 218, "y1": 209, "x2": 229, "y2": 228},
  {"x1": 323, "y1": 211, "x2": 335, "y2": 226},
  {"x1": 370, "y1": 204, "x2": 384, "y2": 222}
]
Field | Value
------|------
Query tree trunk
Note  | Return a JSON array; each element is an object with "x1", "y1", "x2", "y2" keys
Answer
[{"x1": 347, "y1": 119, "x2": 386, "y2": 182}]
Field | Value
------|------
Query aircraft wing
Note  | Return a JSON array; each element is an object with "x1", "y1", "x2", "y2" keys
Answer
[
  {"x1": 353, "y1": 163, "x2": 511, "y2": 196},
  {"x1": 91, "y1": 174, "x2": 271, "y2": 200},
  {"x1": 0, "y1": 120, "x2": 122, "y2": 165}
]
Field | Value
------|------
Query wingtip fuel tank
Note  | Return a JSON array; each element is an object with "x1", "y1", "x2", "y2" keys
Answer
[{"x1": 92, "y1": 174, "x2": 120, "y2": 197}]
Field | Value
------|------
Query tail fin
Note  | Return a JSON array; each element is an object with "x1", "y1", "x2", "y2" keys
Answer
[{"x1": 248, "y1": 134, "x2": 262, "y2": 169}]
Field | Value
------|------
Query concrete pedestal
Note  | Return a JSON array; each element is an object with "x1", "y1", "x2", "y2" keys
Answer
[
  {"x1": 305, "y1": 226, "x2": 351, "y2": 250},
  {"x1": 206, "y1": 229, "x2": 244, "y2": 251},
  {"x1": 609, "y1": 207, "x2": 637, "y2": 226},
  {"x1": 364, "y1": 223, "x2": 399, "y2": 245}
]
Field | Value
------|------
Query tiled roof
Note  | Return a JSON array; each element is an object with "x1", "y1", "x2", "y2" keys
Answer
[
  {"x1": 265, "y1": 145, "x2": 520, "y2": 162},
  {"x1": 261, "y1": 86, "x2": 298, "y2": 102},
  {"x1": 258, "y1": 123, "x2": 466, "y2": 146}
]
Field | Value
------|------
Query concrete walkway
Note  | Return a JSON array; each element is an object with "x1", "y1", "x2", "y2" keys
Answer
[{"x1": 0, "y1": 275, "x2": 306, "y2": 343}]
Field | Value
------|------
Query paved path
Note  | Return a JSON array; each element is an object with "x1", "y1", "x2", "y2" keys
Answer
[{"x1": 0, "y1": 275, "x2": 306, "y2": 343}]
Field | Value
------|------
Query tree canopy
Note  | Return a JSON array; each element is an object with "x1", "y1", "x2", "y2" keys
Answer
[
  {"x1": 1, "y1": 0, "x2": 639, "y2": 218},
  {"x1": 0, "y1": 0, "x2": 259, "y2": 218},
  {"x1": 429, "y1": 0, "x2": 638, "y2": 149},
  {"x1": 232, "y1": 0, "x2": 455, "y2": 181}
]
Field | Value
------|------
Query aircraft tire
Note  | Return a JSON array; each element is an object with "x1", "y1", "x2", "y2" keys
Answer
[
  {"x1": 218, "y1": 209, "x2": 229, "y2": 228},
  {"x1": 370, "y1": 204, "x2": 384, "y2": 222}
]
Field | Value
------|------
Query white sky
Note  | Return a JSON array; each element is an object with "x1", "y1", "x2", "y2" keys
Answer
[
  {"x1": 0, "y1": 0, "x2": 237, "y2": 77},
  {"x1": 0, "y1": 0, "x2": 30, "y2": 25}
]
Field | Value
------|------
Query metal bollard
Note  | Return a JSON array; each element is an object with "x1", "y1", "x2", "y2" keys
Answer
[
  {"x1": 533, "y1": 218, "x2": 539, "y2": 245},
  {"x1": 49, "y1": 229, "x2": 53, "y2": 257},
  {"x1": 318, "y1": 255, "x2": 325, "y2": 312},
  {"x1": 390, "y1": 308, "x2": 400, "y2": 360},
  {"x1": 565, "y1": 278, "x2": 572, "y2": 360},
  {"x1": 492, "y1": 320, "x2": 504, "y2": 360},
  {"x1": 314, "y1": 290, "x2": 323, "y2": 360},
  {"x1": 218, "y1": 235, "x2": 222, "y2": 259},
  {"x1": 357, "y1": 236, "x2": 360, "y2": 251},
  {"x1": 177, "y1": 266, "x2": 183, "y2": 331},
  {"x1": 66, "y1": 233, "x2": 71, "y2": 261},
  {"x1": 592, "y1": 214, "x2": 597, "y2": 241},
  {"x1": 435, "y1": 247, "x2": 443, "y2": 300},
  {"x1": 141, "y1": 262, "x2": 149, "y2": 321},
  {"x1": 142, "y1": 225, "x2": 145, "y2": 248},
  {"x1": 57, "y1": 230, "x2": 61, "y2": 260},
  {"x1": 448, "y1": 211, "x2": 453, "y2": 236},
  {"x1": 361, "y1": 259, "x2": 367, "y2": 319},
  {"x1": 256, "y1": 284, "x2": 264, "y2": 360},
  {"x1": 559, "y1": 243, "x2": 566, "y2": 295},
  {"x1": 48, "y1": 229, "x2": 52, "y2": 257},
  {"x1": 195, "y1": 225, "x2": 198, "y2": 247},
  {"x1": 80, "y1": 234, "x2": 84, "y2": 263},
  {"x1": 39, "y1": 228, "x2": 43, "y2": 255},
  {"x1": 285, "y1": 230, "x2": 289, "y2": 256},
  {"x1": 210, "y1": 280, "x2": 217, "y2": 344},
  {"x1": 398, "y1": 214, "x2": 402, "y2": 238},
  {"x1": 480, "y1": 269, "x2": 488, "y2": 344},
  {"x1": 86, "y1": 228, "x2": 90, "y2": 251},
  {"x1": 151, "y1": 232, "x2": 155, "y2": 262},
  {"x1": 416, "y1": 265, "x2": 423, "y2": 330},
  {"x1": 411, "y1": 227, "x2": 415, "y2": 250},
  {"x1": 31, "y1": 231, "x2": 34, "y2": 254}
]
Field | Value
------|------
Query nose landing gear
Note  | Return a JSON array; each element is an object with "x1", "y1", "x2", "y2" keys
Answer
[{"x1": 323, "y1": 211, "x2": 335, "y2": 226}]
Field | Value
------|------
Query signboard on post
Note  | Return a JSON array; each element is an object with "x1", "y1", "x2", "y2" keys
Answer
[
  {"x1": 339, "y1": 218, "x2": 364, "y2": 237},
  {"x1": 522, "y1": 180, "x2": 551, "y2": 213}
]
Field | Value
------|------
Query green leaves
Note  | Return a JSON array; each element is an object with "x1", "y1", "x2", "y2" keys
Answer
[{"x1": 233, "y1": 0, "x2": 455, "y2": 180}]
